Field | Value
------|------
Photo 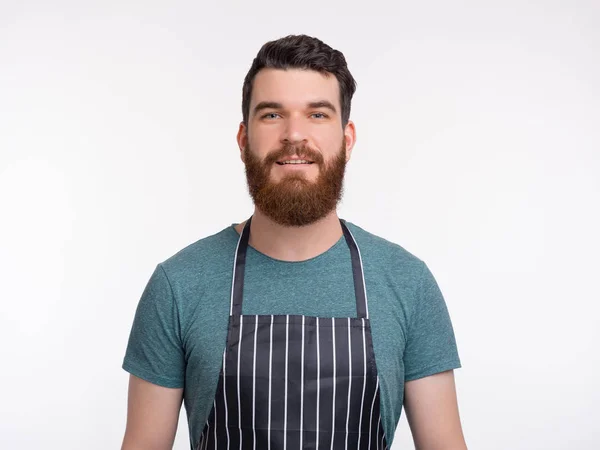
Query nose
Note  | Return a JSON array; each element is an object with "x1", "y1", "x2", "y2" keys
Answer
[{"x1": 281, "y1": 114, "x2": 309, "y2": 145}]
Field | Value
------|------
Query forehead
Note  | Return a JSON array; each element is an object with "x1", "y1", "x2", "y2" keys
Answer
[{"x1": 251, "y1": 68, "x2": 340, "y2": 110}]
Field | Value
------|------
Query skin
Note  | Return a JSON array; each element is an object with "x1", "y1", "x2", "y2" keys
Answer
[
  {"x1": 404, "y1": 370, "x2": 468, "y2": 449},
  {"x1": 121, "y1": 376, "x2": 183, "y2": 450},
  {"x1": 122, "y1": 67, "x2": 467, "y2": 449}
]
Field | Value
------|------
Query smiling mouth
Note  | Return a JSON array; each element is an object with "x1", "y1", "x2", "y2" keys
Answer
[{"x1": 276, "y1": 160, "x2": 314, "y2": 165}]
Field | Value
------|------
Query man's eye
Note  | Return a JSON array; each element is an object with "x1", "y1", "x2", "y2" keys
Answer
[
  {"x1": 311, "y1": 112, "x2": 328, "y2": 119},
  {"x1": 262, "y1": 113, "x2": 280, "y2": 119}
]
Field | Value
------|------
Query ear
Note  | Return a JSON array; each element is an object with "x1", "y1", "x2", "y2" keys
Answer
[
  {"x1": 343, "y1": 120, "x2": 357, "y2": 162},
  {"x1": 237, "y1": 122, "x2": 247, "y2": 162}
]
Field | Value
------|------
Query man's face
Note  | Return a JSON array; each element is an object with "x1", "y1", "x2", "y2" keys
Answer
[{"x1": 238, "y1": 68, "x2": 356, "y2": 227}]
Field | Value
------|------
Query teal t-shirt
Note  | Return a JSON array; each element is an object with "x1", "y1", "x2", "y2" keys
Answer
[{"x1": 123, "y1": 220, "x2": 461, "y2": 449}]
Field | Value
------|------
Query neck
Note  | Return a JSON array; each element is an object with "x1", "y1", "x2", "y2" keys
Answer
[{"x1": 234, "y1": 208, "x2": 344, "y2": 262}]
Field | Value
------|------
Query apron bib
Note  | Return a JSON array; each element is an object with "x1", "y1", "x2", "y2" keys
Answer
[{"x1": 196, "y1": 217, "x2": 388, "y2": 450}]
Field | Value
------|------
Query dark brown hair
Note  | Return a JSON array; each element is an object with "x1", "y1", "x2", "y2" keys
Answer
[{"x1": 242, "y1": 34, "x2": 357, "y2": 128}]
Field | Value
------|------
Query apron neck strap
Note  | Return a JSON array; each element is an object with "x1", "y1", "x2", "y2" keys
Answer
[{"x1": 230, "y1": 216, "x2": 369, "y2": 319}]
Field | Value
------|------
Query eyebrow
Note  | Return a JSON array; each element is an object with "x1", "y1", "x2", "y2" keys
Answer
[
  {"x1": 253, "y1": 101, "x2": 283, "y2": 115},
  {"x1": 307, "y1": 100, "x2": 337, "y2": 114},
  {"x1": 252, "y1": 100, "x2": 338, "y2": 116}
]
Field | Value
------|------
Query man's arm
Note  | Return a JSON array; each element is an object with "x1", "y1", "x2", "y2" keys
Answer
[
  {"x1": 404, "y1": 370, "x2": 467, "y2": 450},
  {"x1": 121, "y1": 375, "x2": 184, "y2": 450}
]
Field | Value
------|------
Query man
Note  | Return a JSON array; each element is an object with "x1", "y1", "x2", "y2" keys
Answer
[{"x1": 122, "y1": 34, "x2": 467, "y2": 450}]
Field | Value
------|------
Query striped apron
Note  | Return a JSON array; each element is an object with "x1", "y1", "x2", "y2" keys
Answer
[{"x1": 196, "y1": 217, "x2": 388, "y2": 450}]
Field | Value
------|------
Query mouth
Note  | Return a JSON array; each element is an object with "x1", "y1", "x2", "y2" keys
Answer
[{"x1": 276, "y1": 159, "x2": 315, "y2": 165}]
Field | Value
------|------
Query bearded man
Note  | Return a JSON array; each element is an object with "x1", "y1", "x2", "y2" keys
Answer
[{"x1": 121, "y1": 34, "x2": 467, "y2": 450}]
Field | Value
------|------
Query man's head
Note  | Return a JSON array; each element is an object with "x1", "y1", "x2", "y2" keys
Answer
[{"x1": 237, "y1": 35, "x2": 357, "y2": 227}]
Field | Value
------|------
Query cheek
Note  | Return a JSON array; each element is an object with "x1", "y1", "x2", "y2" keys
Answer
[
  {"x1": 248, "y1": 128, "x2": 278, "y2": 154},
  {"x1": 316, "y1": 133, "x2": 344, "y2": 156}
]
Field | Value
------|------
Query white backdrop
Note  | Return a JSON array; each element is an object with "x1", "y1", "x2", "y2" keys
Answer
[{"x1": 1, "y1": 1, "x2": 599, "y2": 449}]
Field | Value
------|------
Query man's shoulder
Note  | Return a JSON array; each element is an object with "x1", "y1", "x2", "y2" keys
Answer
[
  {"x1": 343, "y1": 220, "x2": 425, "y2": 276},
  {"x1": 158, "y1": 224, "x2": 238, "y2": 283}
]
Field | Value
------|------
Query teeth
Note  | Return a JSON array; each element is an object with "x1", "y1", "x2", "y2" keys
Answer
[{"x1": 281, "y1": 160, "x2": 311, "y2": 164}]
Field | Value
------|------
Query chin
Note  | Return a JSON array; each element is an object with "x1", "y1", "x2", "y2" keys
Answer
[{"x1": 273, "y1": 174, "x2": 315, "y2": 183}]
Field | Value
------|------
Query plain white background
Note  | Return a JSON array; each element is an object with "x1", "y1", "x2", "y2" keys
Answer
[{"x1": 1, "y1": 1, "x2": 599, "y2": 449}]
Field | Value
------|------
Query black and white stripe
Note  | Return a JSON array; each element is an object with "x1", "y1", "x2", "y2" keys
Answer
[{"x1": 199, "y1": 315, "x2": 387, "y2": 450}]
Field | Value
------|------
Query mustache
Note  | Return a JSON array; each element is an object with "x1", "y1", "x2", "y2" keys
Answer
[{"x1": 263, "y1": 143, "x2": 324, "y2": 166}]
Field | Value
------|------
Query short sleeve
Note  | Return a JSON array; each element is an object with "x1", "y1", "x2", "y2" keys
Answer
[
  {"x1": 403, "y1": 262, "x2": 462, "y2": 381},
  {"x1": 122, "y1": 263, "x2": 185, "y2": 388}
]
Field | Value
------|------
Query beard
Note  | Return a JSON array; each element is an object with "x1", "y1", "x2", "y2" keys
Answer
[{"x1": 243, "y1": 140, "x2": 347, "y2": 227}]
